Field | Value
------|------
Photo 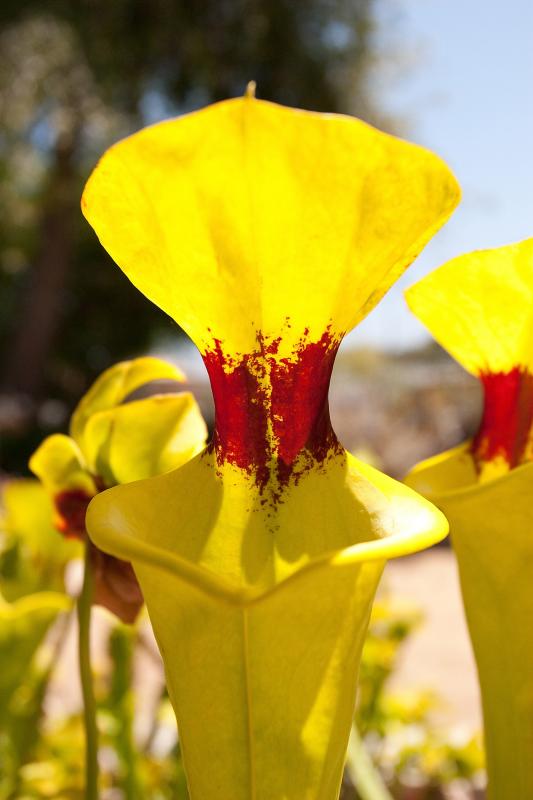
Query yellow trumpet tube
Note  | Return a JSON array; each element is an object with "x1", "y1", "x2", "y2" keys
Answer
[
  {"x1": 406, "y1": 446, "x2": 533, "y2": 800},
  {"x1": 88, "y1": 461, "x2": 447, "y2": 800}
]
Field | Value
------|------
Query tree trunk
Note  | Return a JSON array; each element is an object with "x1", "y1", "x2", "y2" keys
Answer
[{"x1": 2, "y1": 129, "x2": 79, "y2": 400}]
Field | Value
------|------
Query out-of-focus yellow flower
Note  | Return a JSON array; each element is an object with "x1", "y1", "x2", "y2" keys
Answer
[
  {"x1": 30, "y1": 357, "x2": 207, "y2": 622},
  {"x1": 82, "y1": 94, "x2": 458, "y2": 798},
  {"x1": 405, "y1": 238, "x2": 533, "y2": 800}
]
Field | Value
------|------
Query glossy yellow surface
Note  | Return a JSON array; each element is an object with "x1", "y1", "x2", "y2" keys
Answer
[
  {"x1": 88, "y1": 453, "x2": 448, "y2": 600},
  {"x1": 82, "y1": 96, "x2": 458, "y2": 799}
]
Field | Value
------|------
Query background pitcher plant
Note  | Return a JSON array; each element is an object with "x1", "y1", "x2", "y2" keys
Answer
[
  {"x1": 405, "y1": 238, "x2": 533, "y2": 800},
  {"x1": 30, "y1": 356, "x2": 207, "y2": 622},
  {"x1": 81, "y1": 93, "x2": 459, "y2": 799}
]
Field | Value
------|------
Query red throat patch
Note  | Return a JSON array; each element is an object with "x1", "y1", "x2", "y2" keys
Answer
[
  {"x1": 202, "y1": 329, "x2": 342, "y2": 493},
  {"x1": 472, "y1": 367, "x2": 533, "y2": 469}
]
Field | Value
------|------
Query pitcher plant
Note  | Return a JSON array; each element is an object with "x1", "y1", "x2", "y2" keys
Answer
[
  {"x1": 81, "y1": 91, "x2": 459, "y2": 799},
  {"x1": 405, "y1": 238, "x2": 533, "y2": 800}
]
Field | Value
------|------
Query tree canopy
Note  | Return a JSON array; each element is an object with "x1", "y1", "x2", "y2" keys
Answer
[{"x1": 0, "y1": 0, "x2": 394, "y2": 471}]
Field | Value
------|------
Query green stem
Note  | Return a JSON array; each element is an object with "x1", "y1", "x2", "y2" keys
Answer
[
  {"x1": 78, "y1": 542, "x2": 99, "y2": 799},
  {"x1": 345, "y1": 724, "x2": 394, "y2": 800},
  {"x1": 109, "y1": 624, "x2": 143, "y2": 799}
]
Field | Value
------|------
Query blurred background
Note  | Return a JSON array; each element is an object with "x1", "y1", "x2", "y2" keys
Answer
[
  {"x1": 2, "y1": 0, "x2": 532, "y2": 474},
  {"x1": 0, "y1": 1, "x2": 531, "y2": 797}
]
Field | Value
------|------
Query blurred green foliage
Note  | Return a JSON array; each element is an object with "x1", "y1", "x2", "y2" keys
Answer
[{"x1": 0, "y1": 480, "x2": 80, "y2": 599}]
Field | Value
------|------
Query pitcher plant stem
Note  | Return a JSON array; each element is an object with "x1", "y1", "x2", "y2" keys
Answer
[{"x1": 78, "y1": 541, "x2": 99, "y2": 799}]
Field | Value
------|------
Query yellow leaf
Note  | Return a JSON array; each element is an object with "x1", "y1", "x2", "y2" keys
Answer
[
  {"x1": 0, "y1": 480, "x2": 81, "y2": 598},
  {"x1": 1, "y1": 479, "x2": 81, "y2": 560},
  {"x1": 0, "y1": 590, "x2": 71, "y2": 718},
  {"x1": 405, "y1": 241, "x2": 533, "y2": 796}
]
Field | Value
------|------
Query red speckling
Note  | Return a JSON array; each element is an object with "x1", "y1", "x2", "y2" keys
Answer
[
  {"x1": 54, "y1": 489, "x2": 92, "y2": 539},
  {"x1": 202, "y1": 329, "x2": 341, "y2": 495},
  {"x1": 472, "y1": 367, "x2": 533, "y2": 469}
]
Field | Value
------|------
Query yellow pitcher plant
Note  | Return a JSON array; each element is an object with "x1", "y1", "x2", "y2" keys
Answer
[
  {"x1": 404, "y1": 238, "x2": 533, "y2": 800},
  {"x1": 81, "y1": 92, "x2": 459, "y2": 799},
  {"x1": 30, "y1": 356, "x2": 207, "y2": 622}
]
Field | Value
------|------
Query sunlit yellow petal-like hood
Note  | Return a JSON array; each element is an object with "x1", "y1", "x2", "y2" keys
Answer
[
  {"x1": 82, "y1": 95, "x2": 458, "y2": 799},
  {"x1": 405, "y1": 238, "x2": 533, "y2": 376},
  {"x1": 82, "y1": 96, "x2": 459, "y2": 357},
  {"x1": 81, "y1": 94, "x2": 459, "y2": 533}
]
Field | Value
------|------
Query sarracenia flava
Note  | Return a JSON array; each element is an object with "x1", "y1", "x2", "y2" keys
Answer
[
  {"x1": 30, "y1": 356, "x2": 207, "y2": 622},
  {"x1": 81, "y1": 93, "x2": 459, "y2": 799},
  {"x1": 405, "y1": 238, "x2": 533, "y2": 800}
]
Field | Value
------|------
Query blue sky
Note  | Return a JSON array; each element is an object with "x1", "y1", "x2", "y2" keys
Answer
[{"x1": 349, "y1": 0, "x2": 533, "y2": 350}]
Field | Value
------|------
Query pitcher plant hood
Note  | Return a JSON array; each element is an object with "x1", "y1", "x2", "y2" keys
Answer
[
  {"x1": 405, "y1": 239, "x2": 533, "y2": 800},
  {"x1": 82, "y1": 94, "x2": 458, "y2": 798}
]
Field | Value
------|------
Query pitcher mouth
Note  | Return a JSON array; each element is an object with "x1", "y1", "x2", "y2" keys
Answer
[
  {"x1": 406, "y1": 441, "x2": 533, "y2": 501},
  {"x1": 86, "y1": 456, "x2": 448, "y2": 608}
]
